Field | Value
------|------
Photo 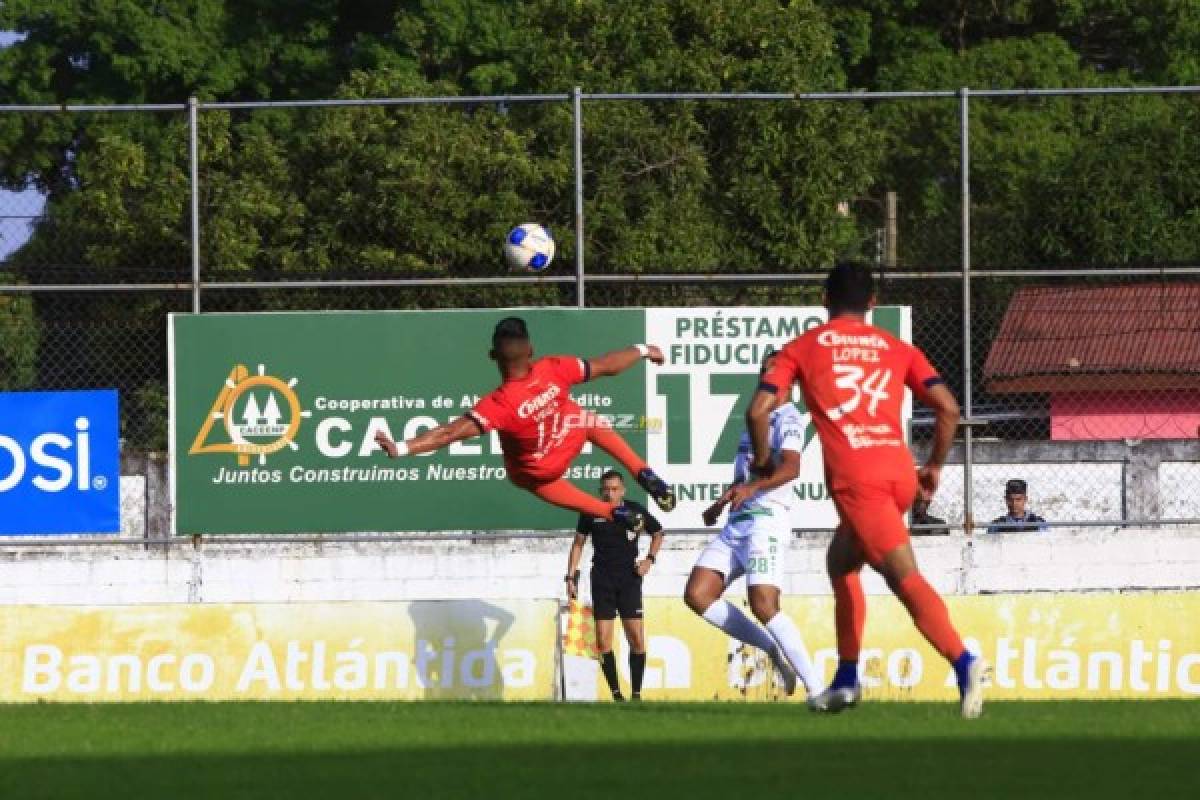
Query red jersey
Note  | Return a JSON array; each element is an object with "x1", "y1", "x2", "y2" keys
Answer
[
  {"x1": 467, "y1": 356, "x2": 591, "y2": 483},
  {"x1": 761, "y1": 316, "x2": 942, "y2": 489}
]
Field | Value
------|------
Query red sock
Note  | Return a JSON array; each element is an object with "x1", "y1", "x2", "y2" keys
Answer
[
  {"x1": 895, "y1": 571, "x2": 966, "y2": 663},
  {"x1": 586, "y1": 424, "x2": 649, "y2": 476},
  {"x1": 531, "y1": 478, "x2": 615, "y2": 520},
  {"x1": 831, "y1": 571, "x2": 866, "y2": 661}
]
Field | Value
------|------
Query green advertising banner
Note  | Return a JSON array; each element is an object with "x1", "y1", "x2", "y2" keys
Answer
[
  {"x1": 644, "y1": 305, "x2": 908, "y2": 530},
  {"x1": 170, "y1": 307, "x2": 908, "y2": 534}
]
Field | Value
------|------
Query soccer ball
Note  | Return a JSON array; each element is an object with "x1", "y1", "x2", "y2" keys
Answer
[{"x1": 504, "y1": 223, "x2": 556, "y2": 272}]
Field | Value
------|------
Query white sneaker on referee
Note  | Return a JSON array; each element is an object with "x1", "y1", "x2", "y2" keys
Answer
[
  {"x1": 769, "y1": 646, "x2": 798, "y2": 696},
  {"x1": 960, "y1": 656, "x2": 990, "y2": 719}
]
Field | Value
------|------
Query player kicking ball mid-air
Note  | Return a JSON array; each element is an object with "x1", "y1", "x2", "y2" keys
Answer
[
  {"x1": 375, "y1": 317, "x2": 676, "y2": 531},
  {"x1": 683, "y1": 352, "x2": 823, "y2": 700},
  {"x1": 747, "y1": 262, "x2": 988, "y2": 718}
]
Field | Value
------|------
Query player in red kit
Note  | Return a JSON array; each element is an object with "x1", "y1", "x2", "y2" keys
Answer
[
  {"x1": 375, "y1": 317, "x2": 676, "y2": 532},
  {"x1": 746, "y1": 263, "x2": 988, "y2": 718}
]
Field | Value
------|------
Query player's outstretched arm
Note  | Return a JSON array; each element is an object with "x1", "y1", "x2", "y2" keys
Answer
[
  {"x1": 587, "y1": 344, "x2": 664, "y2": 379},
  {"x1": 916, "y1": 383, "x2": 960, "y2": 497},
  {"x1": 744, "y1": 388, "x2": 777, "y2": 474},
  {"x1": 375, "y1": 416, "x2": 481, "y2": 458}
]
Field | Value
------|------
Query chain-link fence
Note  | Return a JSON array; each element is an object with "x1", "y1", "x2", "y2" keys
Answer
[{"x1": 2, "y1": 89, "x2": 1198, "y2": 532}]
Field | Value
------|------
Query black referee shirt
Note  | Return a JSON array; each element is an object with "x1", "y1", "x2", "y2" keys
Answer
[{"x1": 576, "y1": 500, "x2": 662, "y2": 573}]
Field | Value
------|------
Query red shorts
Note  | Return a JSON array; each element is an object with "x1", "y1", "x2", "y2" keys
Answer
[
  {"x1": 505, "y1": 428, "x2": 587, "y2": 490},
  {"x1": 831, "y1": 470, "x2": 918, "y2": 566}
]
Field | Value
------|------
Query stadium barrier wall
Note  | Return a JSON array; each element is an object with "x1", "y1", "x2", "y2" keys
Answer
[
  {"x1": 0, "y1": 599, "x2": 558, "y2": 703},
  {"x1": 562, "y1": 593, "x2": 1200, "y2": 702},
  {"x1": 2, "y1": 529, "x2": 1199, "y2": 606},
  {"x1": 2, "y1": 532, "x2": 1198, "y2": 701},
  {"x1": 2, "y1": 536, "x2": 1199, "y2": 702}
]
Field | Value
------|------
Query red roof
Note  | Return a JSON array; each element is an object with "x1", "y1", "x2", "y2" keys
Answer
[{"x1": 983, "y1": 283, "x2": 1200, "y2": 393}]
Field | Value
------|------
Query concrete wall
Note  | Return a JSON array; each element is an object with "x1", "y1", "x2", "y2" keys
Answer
[
  {"x1": 2, "y1": 528, "x2": 1198, "y2": 607},
  {"x1": 3, "y1": 442, "x2": 1196, "y2": 607},
  {"x1": 93, "y1": 442, "x2": 1200, "y2": 540}
]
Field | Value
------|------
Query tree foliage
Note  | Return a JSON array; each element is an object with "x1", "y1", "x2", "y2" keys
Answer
[
  {"x1": 0, "y1": 1, "x2": 1198, "y2": 444},
  {"x1": 0, "y1": 0, "x2": 874, "y2": 286},
  {"x1": 822, "y1": 0, "x2": 1200, "y2": 268}
]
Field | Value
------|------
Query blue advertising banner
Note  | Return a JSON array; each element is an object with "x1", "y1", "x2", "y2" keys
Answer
[{"x1": 0, "y1": 390, "x2": 120, "y2": 535}]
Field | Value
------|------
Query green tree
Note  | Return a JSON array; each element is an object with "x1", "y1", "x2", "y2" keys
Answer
[
  {"x1": 5, "y1": 0, "x2": 1198, "y2": 449},
  {"x1": 822, "y1": 1, "x2": 1200, "y2": 85},
  {"x1": 818, "y1": 0, "x2": 1200, "y2": 269},
  {"x1": 0, "y1": 0, "x2": 879, "y2": 447}
]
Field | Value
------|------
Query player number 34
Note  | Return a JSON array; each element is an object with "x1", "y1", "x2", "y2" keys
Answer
[{"x1": 826, "y1": 366, "x2": 892, "y2": 421}]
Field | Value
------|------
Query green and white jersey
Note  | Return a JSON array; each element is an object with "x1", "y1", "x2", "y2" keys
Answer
[{"x1": 725, "y1": 402, "x2": 804, "y2": 539}]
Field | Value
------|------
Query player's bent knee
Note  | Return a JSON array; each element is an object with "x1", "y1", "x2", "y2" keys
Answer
[
  {"x1": 683, "y1": 584, "x2": 719, "y2": 615},
  {"x1": 683, "y1": 570, "x2": 722, "y2": 615},
  {"x1": 748, "y1": 596, "x2": 779, "y2": 625},
  {"x1": 683, "y1": 587, "x2": 709, "y2": 615},
  {"x1": 880, "y1": 544, "x2": 918, "y2": 585}
]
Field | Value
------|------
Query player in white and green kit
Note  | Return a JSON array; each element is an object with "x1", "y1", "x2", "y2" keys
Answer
[{"x1": 683, "y1": 353, "x2": 822, "y2": 699}]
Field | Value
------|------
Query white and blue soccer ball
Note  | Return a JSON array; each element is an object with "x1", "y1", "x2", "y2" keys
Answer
[{"x1": 504, "y1": 223, "x2": 556, "y2": 272}]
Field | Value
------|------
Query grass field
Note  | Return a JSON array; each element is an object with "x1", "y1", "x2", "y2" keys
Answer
[{"x1": 1, "y1": 701, "x2": 1197, "y2": 799}]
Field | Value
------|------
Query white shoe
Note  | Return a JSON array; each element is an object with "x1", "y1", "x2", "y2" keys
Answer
[
  {"x1": 960, "y1": 656, "x2": 990, "y2": 719},
  {"x1": 769, "y1": 646, "x2": 798, "y2": 696},
  {"x1": 807, "y1": 684, "x2": 861, "y2": 713}
]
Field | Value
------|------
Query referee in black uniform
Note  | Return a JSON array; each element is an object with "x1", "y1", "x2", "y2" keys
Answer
[{"x1": 566, "y1": 469, "x2": 664, "y2": 701}]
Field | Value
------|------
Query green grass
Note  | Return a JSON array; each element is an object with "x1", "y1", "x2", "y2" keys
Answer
[{"x1": 1, "y1": 701, "x2": 1197, "y2": 799}]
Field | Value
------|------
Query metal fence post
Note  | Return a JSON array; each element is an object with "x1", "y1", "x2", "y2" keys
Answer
[
  {"x1": 188, "y1": 96, "x2": 201, "y2": 313},
  {"x1": 572, "y1": 86, "x2": 585, "y2": 308},
  {"x1": 959, "y1": 86, "x2": 975, "y2": 533}
]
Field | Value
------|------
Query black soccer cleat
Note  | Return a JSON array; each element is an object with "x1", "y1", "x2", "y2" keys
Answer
[
  {"x1": 612, "y1": 504, "x2": 646, "y2": 534},
  {"x1": 612, "y1": 691, "x2": 626, "y2": 703},
  {"x1": 637, "y1": 467, "x2": 676, "y2": 512},
  {"x1": 630, "y1": 692, "x2": 642, "y2": 702}
]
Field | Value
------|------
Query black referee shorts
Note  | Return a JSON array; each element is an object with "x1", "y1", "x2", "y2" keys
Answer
[{"x1": 590, "y1": 568, "x2": 643, "y2": 621}]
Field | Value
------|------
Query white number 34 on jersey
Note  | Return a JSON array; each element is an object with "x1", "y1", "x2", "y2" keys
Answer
[{"x1": 826, "y1": 366, "x2": 893, "y2": 420}]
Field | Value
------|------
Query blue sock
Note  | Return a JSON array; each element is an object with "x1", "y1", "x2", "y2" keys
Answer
[
  {"x1": 953, "y1": 650, "x2": 975, "y2": 691},
  {"x1": 831, "y1": 660, "x2": 859, "y2": 689}
]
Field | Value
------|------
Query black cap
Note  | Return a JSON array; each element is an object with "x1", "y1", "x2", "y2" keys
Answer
[
  {"x1": 1005, "y1": 479, "x2": 1027, "y2": 496},
  {"x1": 492, "y1": 316, "x2": 529, "y2": 348}
]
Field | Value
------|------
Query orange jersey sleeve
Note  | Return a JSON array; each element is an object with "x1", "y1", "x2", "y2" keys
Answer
[
  {"x1": 904, "y1": 345, "x2": 944, "y2": 401},
  {"x1": 544, "y1": 355, "x2": 590, "y2": 387},
  {"x1": 468, "y1": 391, "x2": 513, "y2": 434},
  {"x1": 759, "y1": 339, "x2": 805, "y2": 396}
]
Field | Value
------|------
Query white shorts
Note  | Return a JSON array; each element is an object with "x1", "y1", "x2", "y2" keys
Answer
[{"x1": 694, "y1": 510, "x2": 787, "y2": 588}]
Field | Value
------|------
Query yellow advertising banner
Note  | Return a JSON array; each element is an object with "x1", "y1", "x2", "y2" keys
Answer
[
  {"x1": 0, "y1": 599, "x2": 557, "y2": 703},
  {"x1": 588, "y1": 592, "x2": 1200, "y2": 701}
]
